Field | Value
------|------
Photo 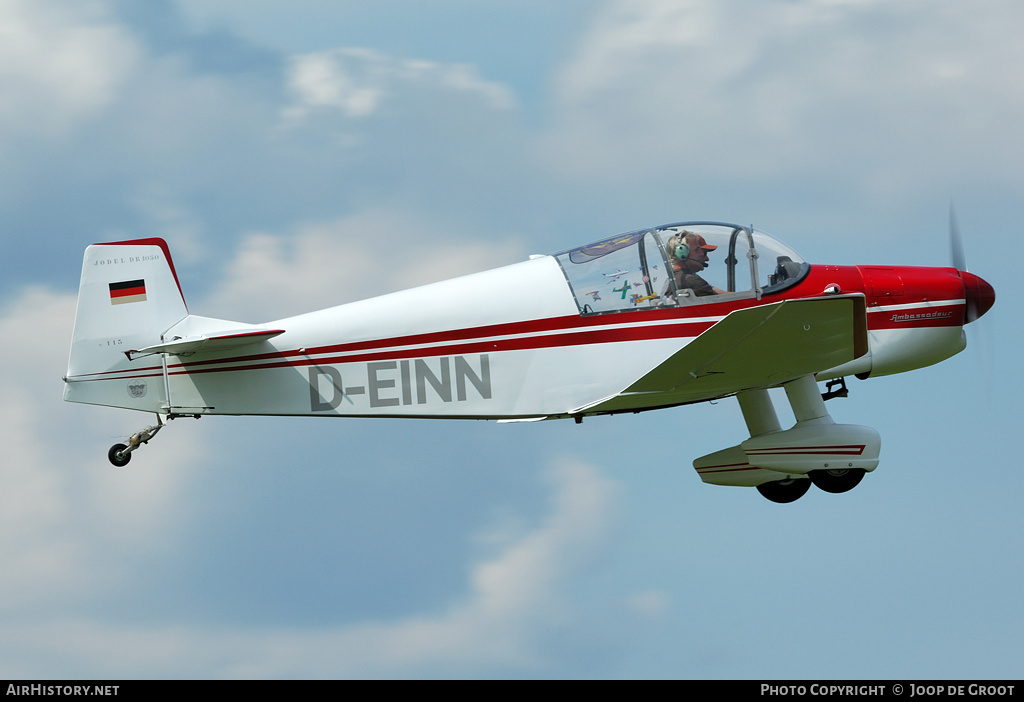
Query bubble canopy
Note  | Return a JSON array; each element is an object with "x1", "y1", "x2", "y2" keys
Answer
[{"x1": 552, "y1": 221, "x2": 808, "y2": 315}]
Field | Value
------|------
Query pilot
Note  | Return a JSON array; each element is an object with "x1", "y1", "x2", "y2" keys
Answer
[{"x1": 667, "y1": 231, "x2": 723, "y2": 297}]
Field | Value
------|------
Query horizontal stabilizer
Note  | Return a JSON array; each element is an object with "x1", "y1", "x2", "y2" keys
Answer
[
  {"x1": 586, "y1": 294, "x2": 868, "y2": 413},
  {"x1": 126, "y1": 328, "x2": 285, "y2": 360}
]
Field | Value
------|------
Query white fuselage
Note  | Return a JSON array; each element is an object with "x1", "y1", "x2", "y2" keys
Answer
[{"x1": 69, "y1": 256, "x2": 707, "y2": 419}]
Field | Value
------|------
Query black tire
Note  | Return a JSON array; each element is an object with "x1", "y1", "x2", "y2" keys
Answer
[
  {"x1": 108, "y1": 443, "x2": 131, "y2": 467},
  {"x1": 809, "y1": 468, "x2": 865, "y2": 494},
  {"x1": 756, "y1": 477, "x2": 810, "y2": 504}
]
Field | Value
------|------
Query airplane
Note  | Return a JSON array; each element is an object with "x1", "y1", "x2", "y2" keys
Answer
[{"x1": 63, "y1": 219, "x2": 995, "y2": 503}]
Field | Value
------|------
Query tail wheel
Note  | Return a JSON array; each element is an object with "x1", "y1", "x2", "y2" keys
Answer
[
  {"x1": 756, "y1": 477, "x2": 810, "y2": 503},
  {"x1": 108, "y1": 443, "x2": 131, "y2": 467},
  {"x1": 809, "y1": 468, "x2": 865, "y2": 494}
]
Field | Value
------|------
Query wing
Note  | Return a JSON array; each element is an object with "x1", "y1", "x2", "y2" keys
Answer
[{"x1": 579, "y1": 294, "x2": 868, "y2": 414}]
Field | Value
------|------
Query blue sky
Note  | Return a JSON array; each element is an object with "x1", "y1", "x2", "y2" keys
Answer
[{"x1": 1, "y1": 0, "x2": 1021, "y2": 679}]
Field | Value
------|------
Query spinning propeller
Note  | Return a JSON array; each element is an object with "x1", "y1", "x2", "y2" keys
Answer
[{"x1": 949, "y1": 204, "x2": 995, "y2": 324}]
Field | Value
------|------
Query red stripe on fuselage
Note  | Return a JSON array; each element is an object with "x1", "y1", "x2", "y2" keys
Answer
[
  {"x1": 187, "y1": 306, "x2": 735, "y2": 370},
  {"x1": 695, "y1": 463, "x2": 758, "y2": 474},
  {"x1": 170, "y1": 317, "x2": 719, "y2": 378}
]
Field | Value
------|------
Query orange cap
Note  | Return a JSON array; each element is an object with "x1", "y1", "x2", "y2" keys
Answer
[{"x1": 689, "y1": 233, "x2": 717, "y2": 251}]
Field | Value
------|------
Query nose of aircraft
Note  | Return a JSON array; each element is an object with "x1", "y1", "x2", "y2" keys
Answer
[{"x1": 960, "y1": 271, "x2": 995, "y2": 323}]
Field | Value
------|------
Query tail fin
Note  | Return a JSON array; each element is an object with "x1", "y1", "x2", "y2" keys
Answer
[{"x1": 64, "y1": 238, "x2": 188, "y2": 412}]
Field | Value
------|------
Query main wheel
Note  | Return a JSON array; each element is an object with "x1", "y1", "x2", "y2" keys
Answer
[
  {"x1": 108, "y1": 443, "x2": 131, "y2": 467},
  {"x1": 756, "y1": 477, "x2": 810, "y2": 503},
  {"x1": 809, "y1": 468, "x2": 865, "y2": 494}
]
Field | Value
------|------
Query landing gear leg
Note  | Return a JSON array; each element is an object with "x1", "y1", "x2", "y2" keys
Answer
[
  {"x1": 107, "y1": 414, "x2": 167, "y2": 467},
  {"x1": 739, "y1": 388, "x2": 816, "y2": 504}
]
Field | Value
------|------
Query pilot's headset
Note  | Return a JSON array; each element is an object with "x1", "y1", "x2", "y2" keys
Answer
[{"x1": 673, "y1": 235, "x2": 691, "y2": 263}]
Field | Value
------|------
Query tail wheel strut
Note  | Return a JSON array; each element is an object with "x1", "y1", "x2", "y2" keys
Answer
[{"x1": 107, "y1": 414, "x2": 167, "y2": 467}]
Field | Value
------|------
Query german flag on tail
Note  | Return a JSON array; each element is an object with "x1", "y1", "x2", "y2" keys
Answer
[{"x1": 109, "y1": 279, "x2": 147, "y2": 305}]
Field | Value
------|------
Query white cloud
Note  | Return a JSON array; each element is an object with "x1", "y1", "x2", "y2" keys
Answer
[
  {"x1": 267, "y1": 458, "x2": 619, "y2": 677},
  {"x1": 283, "y1": 47, "x2": 516, "y2": 126},
  {"x1": 539, "y1": 0, "x2": 1024, "y2": 191},
  {"x1": 201, "y1": 210, "x2": 525, "y2": 322},
  {"x1": 0, "y1": 457, "x2": 619, "y2": 678},
  {"x1": 285, "y1": 48, "x2": 386, "y2": 119},
  {"x1": 0, "y1": 0, "x2": 139, "y2": 138}
]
